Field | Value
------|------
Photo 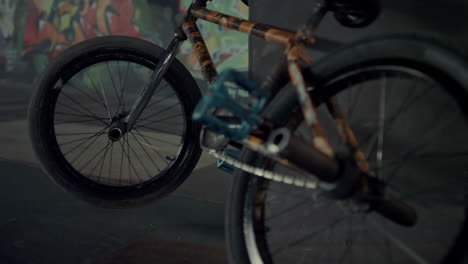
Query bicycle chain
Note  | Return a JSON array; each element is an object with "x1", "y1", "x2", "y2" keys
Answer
[{"x1": 208, "y1": 149, "x2": 319, "y2": 189}]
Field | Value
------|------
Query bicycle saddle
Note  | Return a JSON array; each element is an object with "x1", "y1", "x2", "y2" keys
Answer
[
  {"x1": 242, "y1": 0, "x2": 380, "y2": 28},
  {"x1": 329, "y1": 0, "x2": 381, "y2": 27}
]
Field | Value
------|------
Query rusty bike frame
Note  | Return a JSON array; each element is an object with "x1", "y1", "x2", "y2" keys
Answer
[{"x1": 124, "y1": 0, "x2": 370, "y2": 187}]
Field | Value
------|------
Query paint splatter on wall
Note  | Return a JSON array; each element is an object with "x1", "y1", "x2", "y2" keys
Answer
[{"x1": 0, "y1": 0, "x2": 248, "y2": 81}]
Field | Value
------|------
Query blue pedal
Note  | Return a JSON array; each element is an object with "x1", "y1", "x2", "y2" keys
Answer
[
  {"x1": 192, "y1": 69, "x2": 269, "y2": 141},
  {"x1": 217, "y1": 149, "x2": 240, "y2": 174}
]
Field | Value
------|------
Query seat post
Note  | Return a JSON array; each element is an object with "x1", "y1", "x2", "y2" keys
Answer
[
  {"x1": 192, "y1": 0, "x2": 209, "y2": 8},
  {"x1": 304, "y1": 0, "x2": 330, "y2": 32}
]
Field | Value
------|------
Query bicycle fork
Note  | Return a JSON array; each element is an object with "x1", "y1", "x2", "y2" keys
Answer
[{"x1": 106, "y1": 28, "x2": 187, "y2": 140}]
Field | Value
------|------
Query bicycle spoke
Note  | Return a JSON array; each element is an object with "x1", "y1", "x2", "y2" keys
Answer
[
  {"x1": 57, "y1": 131, "x2": 105, "y2": 136},
  {"x1": 137, "y1": 101, "x2": 181, "y2": 122},
  {"x1": 407, "y1": 151, "x2": 468, "y2": 159},
  {"x1": 69, "y1": 132, "x2": 106, "y2": 165},
  {"x1": 266, "y1": 195, "x2": 333, "y2": 221},
  {"x1": 272, "y1": 216, "x2": 346, "y2": 256},
  {"x1": 78, "y1": 140, "x2": 111, "y2": 173},
  {"x1": 125, "y1": 134, "x2": 151, "y2": 180},
  {"x1": 55, "y1": 117, "x2": 108, "y2": 125},
  {"x1": 96, "y1": 73, "x2": 117, "y2": 118},
  {"x1": 116, "y1": 61, "x2": 125, "y2": 113},
  {"x1": 119, "y1": 138, "x2": 125, "y2": 185},
  {"x1": 346, "y1": 79, "x2": 365, "y2": 122},
  {"x1": 376, "y1": 74, "x2": 387, "y2": 179},
  {"x1": 138, "y1": 112, "x2": 183, "y2": 127},
  {"x1": 119, "y1": 134, "x2": 142, "y2": 183},
  {"x1": 66, "y1": 79, "x2": 108, "y2": 112},
  {"x1": 134, "y1": 128, "x2": 170, "y2": 166},
  {"x1": 108, "y1": 142, "x2": 114, "y2": 185},
  {"x1": 59, "y1": 134, "x2": 106, "y2": 147},
  {"x1": 384, "y1": 113, "x2": 458, "y2": 184},
  {"x1": 87, "y1": 145, "x2": 113, "y2": 180},
  {"x1": 137, "y1": 113, "x2": 184, "y2": 126},
  {"x1": 55, "y1": 111, "x2": 107, "y2": 120},
  {"x1": 125, "y1": 134, "x2": 133, "y2": 182},
  {"x1": 85, "y1": 68, "x2": 112, "y2": 119},
  {"x1": 84, "y1": 68, "x2": 105, "y2": 101},
  {"x1": 370, "y1": 150, "x2": 468, "y2": 177},
  {"x1": 58, "y1": 93, "x2": 108, "y2": 125},
  {"x1": 65, "y1": 133, "x2": 107, "y2": 163},
  {"x1": 361, "y1": 82, "x2": 435, "y2": 160},
  {"x1": 120, "y1": 61, "x2": 130, "y2": 113},
  {"x1": 97, "y1": 139, "x2": 112, "y2": 182},
  {"x1": 267, "y1": 188, "x2": 321, "y2": 201},
  {"x1": 145, "y1": 91, "x2": 176, "y2": 110},
  {"x1": 129, "y1": 131, "x2": 161, "y2": 172},
  {"x1": 105, "y1": 62, "x2": 123, "y2": 114},
  {"x1": 387, "y1": 182, "x2": 461, "y2": 213},
  {"x1": 117, "y1": 61, "x2": 122, "y2": 96},
  {"x1": 128, "y1": 132, "x2": 180, "y2": 147},
  {"x1": 63, "y1": 125, "x2": 109, "y2": 157},
  {"x1": 55, "y1": 101, "x2": 102, "y2": 122},
  {"x1": 368, "y1": 219, "x2": 429, "y2": 264},
  {"x1": 57, "y1": 102, "x2": 100, "y2": 119},
  {"x1": 386, "y1": 84, "x2": 434, "y2": 135},
  {"x1": 133, "y1": 124, "x2": 182, "y2": 136}
]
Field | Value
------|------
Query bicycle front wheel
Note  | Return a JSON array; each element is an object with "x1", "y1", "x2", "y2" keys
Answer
[
  {"x1": 29, "y1": 36, "x2": 202, "y2": 207},
  {"x1": 226, "y1": 36, "x2": 468, "y2": 264}
]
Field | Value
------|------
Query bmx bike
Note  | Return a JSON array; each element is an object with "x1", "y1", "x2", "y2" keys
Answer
[{"x1": 29, "y1": 0, "x2": 468, "y2": 263}]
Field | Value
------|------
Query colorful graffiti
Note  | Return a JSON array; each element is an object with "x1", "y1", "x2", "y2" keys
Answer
[
  {"x1": 0, "y1": 0, "x2": 248, "y2": 80},
  {"x1": 179, "y1": 0, "x2": 249, "y2": 77},
  {"x1": 21, "y1": 0, "x2": 146, "y2": 73}
]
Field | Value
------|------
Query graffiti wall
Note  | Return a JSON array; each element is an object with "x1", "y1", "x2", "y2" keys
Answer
[
  {"x1": 179, "y1": 0, "x2": 249, "y2": 78},
  {"x1": 0, "y1": 0, "x2": 248, "y2": 81}
]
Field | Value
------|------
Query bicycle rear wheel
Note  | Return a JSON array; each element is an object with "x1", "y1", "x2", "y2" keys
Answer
[
  {"x1": 29, "y1": 36, "x2": 202, "y2": 207},
  {"x1": 226, "y1": 36, "x2": 468, "y2": 264}
]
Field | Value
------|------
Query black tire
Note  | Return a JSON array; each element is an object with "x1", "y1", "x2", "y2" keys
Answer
[
  {"x1": 227, "y1": 36, "x2": 468, "y2": 264},
  {"x1": 29, "y1": 36, "x2": 202, "y2": 208}
]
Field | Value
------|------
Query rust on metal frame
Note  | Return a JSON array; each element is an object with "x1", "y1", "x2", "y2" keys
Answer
[
  {"x1": 186, "y1": 4, "x2": 337, "y2": 161},
  {"x1": 245, "y1": 135, "x2": 264, "y2": 152},
  {"x1": 287, "y1": 59, "x2": 334, "y2": 158},
  {"x1": 326, "y1": 98, "x2": 370, "y2": 171},
  {"x1": 285, "y1": 38, "x2": 334, "y2": 158},
  {"x1": 182, "y1": 20, "x2": 218, "y2": 84},
  {"x1": 191, "y1": 8, "x2": 296, "y2": 47}
]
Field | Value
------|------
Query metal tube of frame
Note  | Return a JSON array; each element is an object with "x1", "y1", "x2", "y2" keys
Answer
[
  {"x1": 182, "y1": 20, "x2": 218, "y2": 84},
  {"x1": 124, "y1": 29, "x2": 186, "y2": 131},
  {"x1": 282, "y1": 134, "x2": 340, "y2": 182},
  {"x1": 191, "y1": 8, "x2": 295, "y2": 47},
  {"x1": 305, "y1": 0, "x2": 330, "y2": 31}
]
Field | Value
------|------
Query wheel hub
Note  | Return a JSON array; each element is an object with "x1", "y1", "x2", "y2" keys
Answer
[{"x1": 108, "y1": 114, "x2": 127, "y2": 141}]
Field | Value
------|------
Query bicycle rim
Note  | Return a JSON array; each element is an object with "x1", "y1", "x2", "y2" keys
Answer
[
  {"x1": 52, "y1": 55, "x2": 186, "y2": 187},
  {"x1": 242, "y1": 65, "x2": 468, "y2": 264}
]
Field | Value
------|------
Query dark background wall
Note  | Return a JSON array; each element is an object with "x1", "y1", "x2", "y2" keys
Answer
[{"x1": 249, "y1": 0, "x2": 468, "y2": 82}]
